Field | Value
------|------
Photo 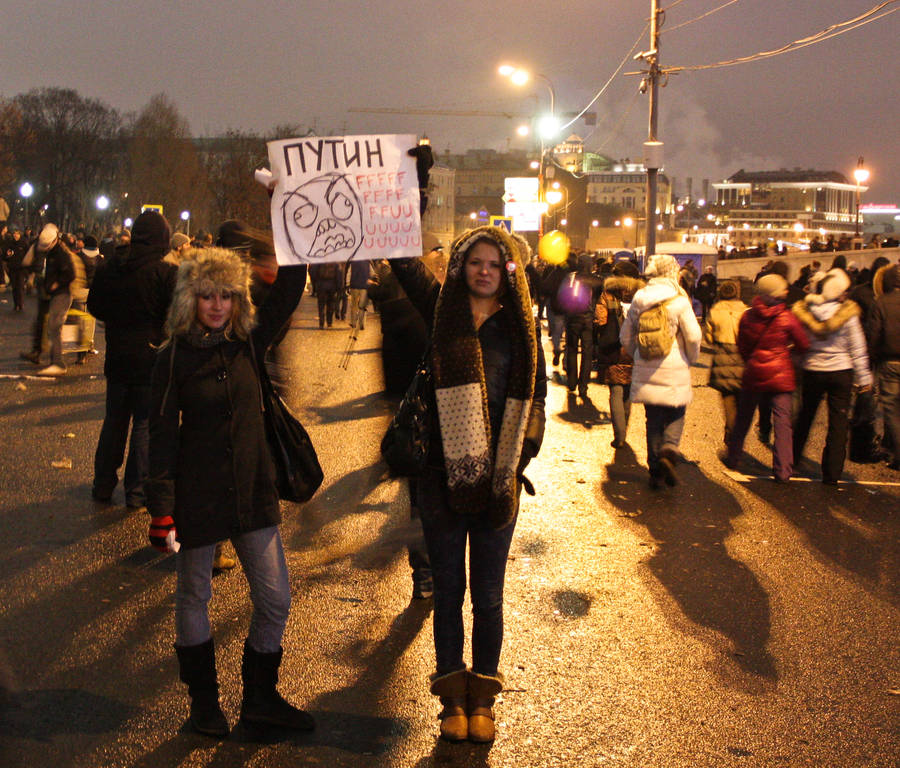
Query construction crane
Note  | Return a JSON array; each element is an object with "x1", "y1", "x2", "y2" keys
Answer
[{"x1": 348, "y1": 107, "x2": 595, "y2": 123}]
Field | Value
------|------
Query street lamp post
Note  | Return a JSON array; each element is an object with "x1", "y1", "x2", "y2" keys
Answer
[
  {"x1": 181, "y1": 210, "x2": 191, "y2": 237},
  {"x1": 498, "y1": 64, "x2": 558, "y2": 236},
  {"x1": 853, "y1": 157, "x2": 869, "y2": 237},
  {"x1": 19, "y1": 182, "x2": 33, "y2": 229}
]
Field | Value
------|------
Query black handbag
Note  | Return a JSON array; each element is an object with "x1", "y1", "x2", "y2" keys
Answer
[
  {"x1": 381, "y1": 349, "x2": 433, "y2": 476},
  {"x1": 258, "y1": 362, "x2": 324, "y2": 503}
]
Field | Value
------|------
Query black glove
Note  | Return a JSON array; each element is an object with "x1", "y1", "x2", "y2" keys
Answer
[{"x1": 408, "y1": 144, "x2": 434, "y2": 215}]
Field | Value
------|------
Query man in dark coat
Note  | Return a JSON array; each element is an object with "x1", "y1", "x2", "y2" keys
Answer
[
  {"x1": 867, "y1": 265, "x2": 900, "y2": 469},
  {"x1": 87, "y1": 211, "x2": 177, "y2": 510},
  {"x1": 695, "y1": 266, "x2": 717, "y2": 321}
]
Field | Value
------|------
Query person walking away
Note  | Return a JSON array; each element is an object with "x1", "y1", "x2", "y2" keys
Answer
[
  {"x1": 348, "y1": 259, "x2": 371, "y2": 330},
  {"x1": 562, "y1": 253, "x2": 599, "y2": 400},
  {"x1": 866, "y1": 264, "x2": 900, "y2": 470},
  {"x1": 147, "y1": 247, "x2": 313, "y2": 738},
  {"x1": 704, "y1": 280, "x2": 747, "y2": 444},
  {"x1": 695, "y1": 266, "x2": 718, "y2": 321},
  {"x1": 792, "y1": 268, "x2": 873, "y2": 484},
  {"x1": 87, "y1": 211, "x2": 176, "y2": 510},
  {"x1": 308, "y1": 260, "x2": 341, "y2": 328},
  {"x1": 6, "y1": 228, "x2": 28, "y2": 312},
  {"x1": 595, "y1": 261, "x2": 644, "y2": 448},
  {"x1": 621, "y1": 254, "x2": 702, "y2": 488},
  {"x1": 723, "y1": 275, "x2": 809, "y2": 481},
  {"x1": 21, "y1": 224, "x2": 76, "y2": 376},
  {"x1": 390, "y1": 226, "x2": 546, "y2": 743},
  {"x1": 541, "y1": 259, "x2": 567, "y2": 367}
]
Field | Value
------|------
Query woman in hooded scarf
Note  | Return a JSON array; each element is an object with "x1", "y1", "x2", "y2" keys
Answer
[{"x1": 390, "y1": 225, "x2": 546, "y2": 743}]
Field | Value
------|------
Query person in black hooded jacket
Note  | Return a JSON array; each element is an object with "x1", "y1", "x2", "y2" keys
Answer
[{"x1": 87, "y1": 211, "x2": 176, "y2": 510}]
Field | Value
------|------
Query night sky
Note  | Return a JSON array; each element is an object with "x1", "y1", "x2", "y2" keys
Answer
[{"x1": 3, "y1": 0, "x2": 898, "y2": 202}]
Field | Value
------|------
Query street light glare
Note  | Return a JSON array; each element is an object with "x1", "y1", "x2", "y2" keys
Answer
[
  {"x1": 516, "y1": 124, "x2": 530, "y2": 137},
  {"x1": 511, "y1": 69, "x2": 529, "y2": 86},
  {"x1": 498, "y1": 64, "x2": 515, "y2": 77},
  {"x1": 537, "y1": 114, "x2": 560, "y2": 140},
  {"x1": 181, "y1": 210, "x2": 190, "y2": 221},
  {"x1": 96, "y1": 195, "x2": 110, "y2": 211},
  {"x1": 20, "y1": 182, "x2": 33, "y2": 198},
  {"x1": 853, "y1": 167, "x2": 870, "y2": 184}
]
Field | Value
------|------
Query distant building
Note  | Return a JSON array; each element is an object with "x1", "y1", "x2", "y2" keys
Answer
[
  {"x1": 585, "y1": 160, "x2": 672, "y2": 218},
  {"x1": 711, "y1": 168, "x2": 866, "y2": 244},
  {"x1": 420, "y1": 164, "x2": 455, "y2": 250}
]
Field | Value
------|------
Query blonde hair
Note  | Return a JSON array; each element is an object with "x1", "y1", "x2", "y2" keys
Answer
[{"x1": 160, "y1": 247, "x2": 256, "y2": 347}]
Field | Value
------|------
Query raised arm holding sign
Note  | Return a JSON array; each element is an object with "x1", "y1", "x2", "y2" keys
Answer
[{"x1": 267, "y1": 134, "x2": 422, "y2": 266}]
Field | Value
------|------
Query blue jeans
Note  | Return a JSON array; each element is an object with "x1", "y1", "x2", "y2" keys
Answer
[
  {"x1": 727, "y1": 391, "x2": 794, "y2": 480},
  {"x1": 93, "y1": 379, "x2": 151, "y2": 506},
  {"x1": 176, "y1": 526, "x2": 291, "y2": 652},
  {"x1": 416, "y1": 471, "x2": 517, "y2": 676},
  {"x1": 644, "y1": 404, "x2": 686, "y2": 476},
  {"x1": 546, "y1": 306, "x2": 565, "y2": 356}
]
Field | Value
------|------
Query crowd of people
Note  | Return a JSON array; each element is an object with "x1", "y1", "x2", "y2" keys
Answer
[{"x1": 4, "y1": 180, "x2": 899, "y2": 745}]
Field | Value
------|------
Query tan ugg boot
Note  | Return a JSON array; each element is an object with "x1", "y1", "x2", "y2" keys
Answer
[
  {"x1": 466, "y1": 671, "x2": 503, "y2": 743},
  {"x1": 429, "y1": 669, "x2": 468, "y2": 742}
]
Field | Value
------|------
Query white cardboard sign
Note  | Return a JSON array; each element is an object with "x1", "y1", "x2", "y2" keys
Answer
[{"x1": 267, "y1": 134, "x2": 422, "y2": 265}]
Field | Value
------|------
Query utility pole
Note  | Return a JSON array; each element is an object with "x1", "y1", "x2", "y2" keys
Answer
[{"x1": 644, "y1": 0, "x2": 663, "y2": 256}]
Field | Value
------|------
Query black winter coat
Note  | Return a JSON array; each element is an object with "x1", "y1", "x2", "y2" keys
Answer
[
  {"x1": 42, "y1": 242, "x2": 76, "y2": 297},
  {"x1": 88, "y1": 243, "x2": 177, "y2": 383},
  {"x1": 146, "y1": 265, "x2": 307, "y2": 549}
]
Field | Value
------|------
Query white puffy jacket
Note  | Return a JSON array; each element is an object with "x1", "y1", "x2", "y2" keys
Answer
[{"x1": 620, "y1": 279, "x2": 702, "y2": 406}]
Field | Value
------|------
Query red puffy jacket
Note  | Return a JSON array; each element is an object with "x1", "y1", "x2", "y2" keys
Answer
[{"x1": 738, "y1": 296, "x2": 809, "y2": 392}]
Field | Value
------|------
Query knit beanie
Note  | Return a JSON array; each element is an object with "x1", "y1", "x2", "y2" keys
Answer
[
  {"x1": 612, "y1": 259, "x2": 641, "y2": 279},
  {"x1": 81, "y1": 235, "x2": 99, "y2": 257},
  {"x1": 170, "y1": 232, "x2": 190, "y2": 250},
  {"x1": 645, "y1": 253, "x2": 680, "y2": 283},
  {"x1": 757, "y1": 274, "x2": 788, "y2": 299},
  {"x1": 131, "y1": 211, "x2": 171, "y2": 249},
  {"x1": 37, "y1": 223, "x2": 59, "y2": 252}
]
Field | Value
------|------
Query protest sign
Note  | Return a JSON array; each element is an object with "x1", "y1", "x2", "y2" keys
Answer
[{"x1": 267, "y1": 134, "x2": 422, "y2": 265}]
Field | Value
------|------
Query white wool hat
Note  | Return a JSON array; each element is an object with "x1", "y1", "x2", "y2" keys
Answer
[
  {"x1": 645, "y1": 253, "x2": 680, "y2": 282},
  {"x1": 37, "y1": 223, "x2": 59, "y2": 251},
  {"x1": 807, "y1": 268, "x2": 851, "y2": 304}
]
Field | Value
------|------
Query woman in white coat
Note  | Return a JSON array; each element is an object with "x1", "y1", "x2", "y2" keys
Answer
[{"x1": 621, "y1": 254, "x2": 702, "y2": 488}]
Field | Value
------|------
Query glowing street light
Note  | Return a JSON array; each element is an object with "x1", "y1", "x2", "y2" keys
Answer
[
  {"x1": 516, "y1": 124, "x2": 530, "y2": 137},
  {"x1": 181, "y1": 209, "x2": 191, "y2": 236},
  {"x1": 853, "y1": 157, "x2": 870, "y2": 236},
  {"x1": 19, "y1": 181, "x2": 33, "y2": 227},
  {"x1": 96, "y1": 195, "x2": 110, "y2": 211}
]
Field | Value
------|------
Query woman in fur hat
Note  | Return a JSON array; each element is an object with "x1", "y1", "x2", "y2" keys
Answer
[
  {"x1": 792, "y1": 268, "x2": 872, "y2": 483},
  {"x1": 390, "y1": 225, "x2": 547, "y2": 743},
  {"x1": 146, "y1": 247, "x2": 313, "y2": 737}
]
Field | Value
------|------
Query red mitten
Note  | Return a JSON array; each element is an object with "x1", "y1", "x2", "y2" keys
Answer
[{"x1": 149, "y1": 515, "x2": 176, "y2": 553}]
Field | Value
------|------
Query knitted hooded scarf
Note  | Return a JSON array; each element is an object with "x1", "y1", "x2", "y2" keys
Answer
[{"x1": 432, "y1": 226, "x2": 537, "y2": 528}]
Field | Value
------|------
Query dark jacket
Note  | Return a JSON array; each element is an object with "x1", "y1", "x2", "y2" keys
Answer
[
  {"x1": 704, "y1": 298, "x2": 746, "y2": 393},
  {"x1": 867, "y1": 288, "x2": 900, "y2": 365},
  {"x1": 87, "y1": 242, "x2": 177, "y2": 383},
  {"x1": 390, "y1": 257, "x2": 547, "y2": 469},
  {"x1": 738, "y1": 296, "x2": 809, "y2": 392},
  {"x1": 146, "y1": 265, "x2": 307, "y2": 549},
  {"x1": 42, "y1": 242, "x2": 76, "y2": 297}
]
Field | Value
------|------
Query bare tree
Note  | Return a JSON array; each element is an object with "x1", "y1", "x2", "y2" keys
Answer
[
  {"x1": 126, "y1": 93, "x2": 209, "y2": 230},
  {"x1": 6, "y1": 87, "x2": 122, "y2": 230},
  {"x1": 200, "y1": 131, "x2": 270, "y2": 230}
]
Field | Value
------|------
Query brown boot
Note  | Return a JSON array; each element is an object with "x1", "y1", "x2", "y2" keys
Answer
[
  {"x1": 429, "y1": 669, "x2": 468, "y2": 742},
  {"x1": 213, "y1": 542, "x2": 236, "y2": 571},
  {"x1": 466, "y1": 671, "x2": 503, "y2": 743}
]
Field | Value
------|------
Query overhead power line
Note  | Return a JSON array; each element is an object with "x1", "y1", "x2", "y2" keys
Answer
[
  {"x1": 667, "y1": 1, "x2": 898, "y2": 72},
  {"x1": 665, "y1": 0, "x2": 740, "y2": 33}
]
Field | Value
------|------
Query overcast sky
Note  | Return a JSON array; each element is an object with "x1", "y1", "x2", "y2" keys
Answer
[{"x1": 2, "y1": 0, "x2": 898, "y2": 202}]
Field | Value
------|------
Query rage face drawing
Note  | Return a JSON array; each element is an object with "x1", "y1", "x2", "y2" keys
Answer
[{"x1": 281, "y1": 173, "x2": 363, "y2": 262}]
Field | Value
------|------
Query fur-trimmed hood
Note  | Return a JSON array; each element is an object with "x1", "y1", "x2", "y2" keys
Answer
[
  {"x1": 164, "y1": 247, "x2": 255, "y2": 344},
  {"x1": 602, "y1": 275, "x2": 644, "y2": 300},
  {"x1": 792, "y1": 297, "x2": 860, "y2": 338}
]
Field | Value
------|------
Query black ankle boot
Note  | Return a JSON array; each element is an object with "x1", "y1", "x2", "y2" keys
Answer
[
  {"x1": 175, "y1": 638, "x2": 229, "y2": 738},
  {"x1": 240, "y1": 641, "x2": 315, "y2": 731}
]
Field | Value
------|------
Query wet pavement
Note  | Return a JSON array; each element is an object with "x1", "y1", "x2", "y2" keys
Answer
[{"x1": 0, "y1": 287, "x2": 897, "y2": 767}]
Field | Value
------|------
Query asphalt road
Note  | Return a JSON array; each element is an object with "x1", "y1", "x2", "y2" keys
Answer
[{"x1": 0, "y1": 288, "x2": 897, "y2": 767}]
